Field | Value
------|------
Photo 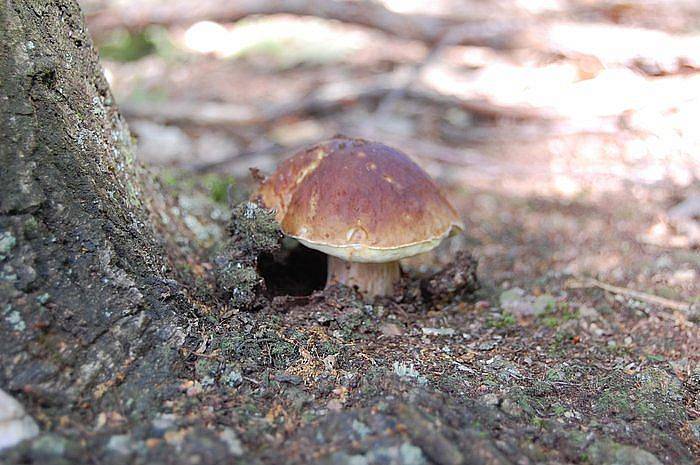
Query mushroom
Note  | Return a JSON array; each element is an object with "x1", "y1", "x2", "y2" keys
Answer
[{"x1": 255, "y1": 137, "x2": 464, "y2": 298}]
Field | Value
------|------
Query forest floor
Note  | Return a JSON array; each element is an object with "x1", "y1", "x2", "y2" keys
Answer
[{"x1": 6, "y1": 1, "x2": 699, "y2": 464}]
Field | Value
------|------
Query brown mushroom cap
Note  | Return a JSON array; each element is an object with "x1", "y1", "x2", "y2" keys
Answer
[{"x1": 256, "y1": 137, "x2": 464, "y2": 263}]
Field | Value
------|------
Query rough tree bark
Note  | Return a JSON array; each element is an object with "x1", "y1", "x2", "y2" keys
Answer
[{"x1": 0, "y1": 0, "x2": 186, "y2": 419}]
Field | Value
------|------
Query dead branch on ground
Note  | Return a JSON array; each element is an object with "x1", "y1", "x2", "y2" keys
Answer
[
  {"x1": 567, "y1": 277, "x2": 693, "y2": 313},
  {"x1": 120, "y1": 74, "x2": 552, "y2": 129}
]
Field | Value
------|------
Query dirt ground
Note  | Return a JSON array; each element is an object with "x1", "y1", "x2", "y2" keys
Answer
[{"x1": 6, "y1": 0, "x2": 699, "y2": 463}]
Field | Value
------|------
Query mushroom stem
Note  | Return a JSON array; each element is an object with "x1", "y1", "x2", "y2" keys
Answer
[{"x1": 326, "y1": 256, "x2": 401, "y2": 298}]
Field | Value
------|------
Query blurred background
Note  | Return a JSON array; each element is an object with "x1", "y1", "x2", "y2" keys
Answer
[{"x1": 80, "y1": 0, "x2": 698, "y2": 302}]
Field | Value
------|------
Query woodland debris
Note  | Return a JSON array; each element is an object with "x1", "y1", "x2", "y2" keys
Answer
[
  {"x1": 214, "y1": 202, "x2": 281, "y2": 309},
  {"x1": 420, "y1": 251, "x2": 479, "y2": 303},
  {"x1": 568, "y1": 277, "x2": 693, "y2": 313},
  {"x1": 421, "y1": 327, "x2": 456, "y2": 336}
]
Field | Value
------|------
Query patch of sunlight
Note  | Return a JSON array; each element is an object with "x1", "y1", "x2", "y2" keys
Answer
[
  {"x1": 181, "y1": 16, "x2": 369, "y2": 68},
  {"x1": 545, "y1": 23, "x2": 700, "y2": 66},
  {"x1": 183, "y1": 21, "x2": 229, "y2": 54},
  {"x1": 380, "y1": 0, "x2": 447, "y2": 14},
  {"x1": 515, "y1": 0, "x2": 564, "y2": 14}
]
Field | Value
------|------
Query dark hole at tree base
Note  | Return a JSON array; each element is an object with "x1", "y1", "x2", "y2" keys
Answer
[{"x1": 258, "y1": 242, "x2": 327, "y2": 297}]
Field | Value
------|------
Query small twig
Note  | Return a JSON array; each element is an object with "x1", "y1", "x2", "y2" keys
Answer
[
  {"x1": 636, "y1": 235, "x2": 694, "y2": 250},
  {"x1": 568, "y1": 277, "x2": 692, "y2": 313},
  {"x1": 124, "y1": 73, "x2": 550, "y2": 130},
  {"x1": 244, "y1": 376, "x2": 261, "y2": 385},
  {"x1": 181, "y1": 348, "x2": 221, "y2": 359}
]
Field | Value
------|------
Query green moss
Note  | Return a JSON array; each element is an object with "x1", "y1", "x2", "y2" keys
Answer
[
  {"x1": 269, "y1": 339, "x2": 296, "y2": 360},
  {"x1": 317, "y1": 339, "x2": 340, "y2": 357},
  {"x1": 548, "y1": 331, "x2": 574, "y2": 355},
  {"x1": 487, "y1": 313, "x2": 517, "y2": 329},
  {"x1": 567, "y1": 431, "x2": 588, "y2": 446},
  {"x1": 552, "y1": 404, "x2": 567, "y2": 417},
  {"x1": 204, "y1": 175, "x2": 237, "y2": 205},
  {"x1": 98, "y1": 27, "x2": 174, "y2": 62},
  {"x1": 214, "y1": 328, "x2": 301, "y2": 373},
  {"x1": 195, "y1": 358, "x2": 219, "y2": 380},
  {"x1": 505, "y1": 387, "x2": 538, "y2": 418},
  {"x1": 592, "y1": 369, "x2": 685, "y2": 427},
  {"x1": 545, "y1": 364, "x2": 578, "y2": 383},
  {"x1": 159, "y1": 171, "x2": 179, "y2": 188},
  {"x1": 635, "y1": 368, "x2": 685, "y2": 422},
  {"x1": 0, "y1": 231, "x2": 16, "y2": 260},
  {"x1": 227, "y1": 202, "x2": 281, "y2": 254},
  {"x1": 99, "y1": 29, "x2": 153, "y2": 61},
  {"x1": 217, "y1": 262, "x2": 262, "y2": 309},
  {"x1": 359, "y1": 367, "x2": 388, "y2": 398},
  {"x1": 335, "y1": 309, "x2": 372, "y2": 339},
  {"x1": 594, "y1": 389, "x2": 632, "y2": 416},
  {"x1": 301, "y1": 410, "x2": 317, "y2": 423},
  {"x1": 539, "y1": 301, "x2": 579, "y2": 329},
  {"x1": 22, "y1": 216, "x2": 39, "y2": 239},
  {"x1": 586, "y1": 440, "x2": 662, "y2": 465},
  {"x1": 218, "y1": 335, "x2": 245, "y2": 357},
  {"x1": 527, "y1": 380, "x2": 555, "y2": 397},
  {"x1": 654, "y1": 286, "x2": 682, "y2": 300},
  {"x1": 128, "y1": 86, "x2": 169, "y2": 104},
  {"x1": 605, "y1": 343, "x2": 632, "y2": 357}
]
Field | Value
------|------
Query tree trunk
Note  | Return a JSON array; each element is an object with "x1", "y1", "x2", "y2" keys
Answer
[{"x1": 0, "y1": 0, "x2": 185, "y2": 415}]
